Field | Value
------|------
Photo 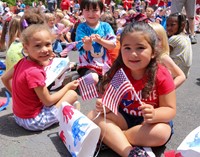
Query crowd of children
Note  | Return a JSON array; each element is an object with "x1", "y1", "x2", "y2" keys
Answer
[{"x1": 0, "y1": 0, "x2": 198, "y2": 156}]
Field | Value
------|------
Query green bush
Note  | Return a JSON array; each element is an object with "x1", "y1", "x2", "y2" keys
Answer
[
  {"x1": 3, "y1": 0, "x2": 45, "y2": 7},
  {"x1": 114, "y1": 0, "x2": 122, "y2": 5}
]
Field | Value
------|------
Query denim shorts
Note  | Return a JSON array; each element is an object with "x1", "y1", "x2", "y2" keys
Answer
[{"x1": 118, "y1": 108, "x2": 174, "y2": 144}]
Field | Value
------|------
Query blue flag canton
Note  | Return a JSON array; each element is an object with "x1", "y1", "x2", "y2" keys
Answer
[
  {"x1": 111, "y1": 69, "x2": 127, "y2": 89},
  {"x1": 84, "y1": 73, "x2": 95, "y2": 85}
]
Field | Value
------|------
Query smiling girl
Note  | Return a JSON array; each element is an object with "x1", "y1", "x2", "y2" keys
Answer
[
  {"x1": 88, "y1": 22, "x2": 176, "y2": 157},
  {"x1": 1, "y1": 24, "x2": 78, "y2": 131}
]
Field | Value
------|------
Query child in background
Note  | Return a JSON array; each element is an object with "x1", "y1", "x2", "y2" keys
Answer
[
  {"x1": 45, "y1": 12, "x2": 63, "y2": 55},
  {"x1": 149, "y1": 22, "x2": 186, "y2": 88},
  {"x1": 38, "y1": 1, "x2": 46, "y2": 13},
  {"x1": 76, "y1": 0, "x2": 116, "y2": 82},
  {"x1": 6, "y1": 15, "x2": 22, "y2": 71},
  {"x1": 166, "y1": 13, "x2": 192, "y2": 77},
  {"x1": 113, "y1": 9, "x2": 120, "y2": 20},
  {"x1": 88, "y1": 22, "x2": 176, "y2": 157},
  {"x1": 0, "y1": 11, "x2": 13, "y2": 52},
  {"x1": 7, "y1": 15, "x2": 21, "y2": 48},
  {"x1": 44, "y1": 12, "x2": 57, "y2": 35},
  {"x1": 101, "y1": 12, "x2": 120, "y2": 64},
  {"x1": 5, "y1": 8, "x2": 45, "y2": 71},
  {"x1": 74, "y1": 0, "x2": 80, "y2": 14},
  {"x1": 60, "y1": 18, "x2": 74, "y2": 43},
  {"x1": 1, "y1": 24, "x2": 78, "y2": 131},
  {"x1": 145, "y1": 6, "x2": 155, "y2": 22},
  {"x1": 55, "y1": 11, "x2": 64, "y2": 24}
]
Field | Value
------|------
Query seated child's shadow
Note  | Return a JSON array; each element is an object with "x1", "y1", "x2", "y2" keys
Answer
[
  {"x1": 0, "y1": 113, "x2": 59, "y2": 137},
  {"x1": 196, "y1": 78, "x2": 200, "y2": 86},
  {"x1": 0, "y1": 87, "x2": 11, "y2": 97},
  {"x1": 48, "y1": 132, "x2": 72, "y2": 157}
]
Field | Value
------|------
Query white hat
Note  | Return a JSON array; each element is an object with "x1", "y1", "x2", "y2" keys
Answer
[
  {"x1": 119, "y1": 10, "x2": 127, "y2": 18},
  {"x1": 5, "y1": 7, "x2": 10, "y2": 12}
]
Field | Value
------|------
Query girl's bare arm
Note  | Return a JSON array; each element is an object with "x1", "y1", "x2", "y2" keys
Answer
[
  {"x1": 34, "y1": 80, "x2": 79, "y2": 106},
  {"x1": 1, "y1": 67, "x2": 14, "y2": 93}
]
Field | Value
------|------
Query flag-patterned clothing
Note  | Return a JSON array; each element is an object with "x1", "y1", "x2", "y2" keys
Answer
[{"x1": 76, "y1": 22, "x2": 116, "y2": 76}]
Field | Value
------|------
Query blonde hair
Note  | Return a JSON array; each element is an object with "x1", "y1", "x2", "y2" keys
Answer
[
  {"x1": 128, "y1": 9, "x2": 136, "y2": 15},
  {"x1": 56, "y1": 11, "x2": 64, "y2": 20},
  {"x1": 20, "y1": 24, "x2": 53, "y2": 45},
  {"x1": 149, "y1": 22, "x2": 169, "y2": 57},
  {"x1": 44, "y1": 13, "x2": 55, "y2": 22},
  {"x1": 60, "y1": 18, "x2": 73, "y2": 28},
  {"x1": 8, "y1": 15, "x2": 21, "y2": 48}
]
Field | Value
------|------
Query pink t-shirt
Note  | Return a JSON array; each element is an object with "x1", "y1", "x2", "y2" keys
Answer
[
  {"x1": 12, "y1": 58, "x2": 46, "y2": 118},
  {"x1": 119, "y1": 64, "x2": 175, "y2": 116}
]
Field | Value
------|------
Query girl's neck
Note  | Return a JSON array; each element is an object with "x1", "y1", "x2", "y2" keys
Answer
[
  {"x1": 86, "y1": 21, "x2": 100, "y2": 29},
  {"x1": 27, "y1": 56, "x2": 42, "y2": 66},
  {"x1": 131, "y1": 69, "x2": 146, "y2": 80}
]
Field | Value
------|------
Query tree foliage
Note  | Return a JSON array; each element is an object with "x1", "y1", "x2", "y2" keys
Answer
[
  {"x1": 3, "y1": 0, "x2": 46, "y2": 7},
  {"x1": 114, "y1": 0, "x2": 122, "y2": 5}
]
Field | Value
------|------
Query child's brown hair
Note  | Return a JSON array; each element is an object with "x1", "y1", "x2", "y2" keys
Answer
[
  {"x1": 19, "y1": 8, "x2": 45, "y2": 33},
  {"x1": 20, "y1": 24, "x2": 53, "y2": 45}
]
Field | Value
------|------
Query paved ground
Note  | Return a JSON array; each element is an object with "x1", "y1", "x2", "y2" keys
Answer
[{"x1": 0, "y1": 34, "x2": 200, "y2": 157}]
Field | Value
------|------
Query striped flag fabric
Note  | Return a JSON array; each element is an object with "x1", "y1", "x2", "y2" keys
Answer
[
  {"x1": 102, "y1": 62, "x2": 110, "y2": 75},
  {"x1": 78, "y1": 73, "x2": 98, "y2": 101},
  {"x1": 102, "y1": 68, "x2": 133, "y2": 115}
]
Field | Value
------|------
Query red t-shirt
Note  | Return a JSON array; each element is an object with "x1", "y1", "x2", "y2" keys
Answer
[
  {"x1": 119, "y1": 64, "x2": 175, "y2": 116},
  {"x1": 149, "y1": 0, "x2": 165, "y2": 7},
  {"x1": 12, "y1": 58, "x2": 46, "y2": 118},
  {"x1": 60, "y1": 0, "x2": 70, "y2": 11},
  {"x1": 122, "y1": 0, "x2": 133, "y2": 10}
]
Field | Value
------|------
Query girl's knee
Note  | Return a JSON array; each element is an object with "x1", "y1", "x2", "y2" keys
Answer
[
  {"x1": 64, "y1": 90, "x2": 78, "y2": 105},
  {"x1": 67, "y1": 90, "x2": 78, "y2": 100},
  {"x1": 153, "y1": 123, "x2": 172, "y2": 145}
]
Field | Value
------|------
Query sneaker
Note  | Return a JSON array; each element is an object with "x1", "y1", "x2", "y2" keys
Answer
[
  {"x1": 128, "y1": 146, "x2": 150, "y2": 157},
  {"x1": 189, "y1": 35, "x2": 197, "y2": 44}
]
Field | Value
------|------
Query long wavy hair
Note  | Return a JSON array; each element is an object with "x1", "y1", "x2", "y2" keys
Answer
[
  {"x1": 8, "y1": 15, "x2": 21, "y2": 48},
  {"x1": 99, "y1": 22, "x2": 159, "y2": 99}
]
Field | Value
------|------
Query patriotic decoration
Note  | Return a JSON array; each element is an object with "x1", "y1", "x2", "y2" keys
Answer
[
  {"x1": 78, "y1": 73, "x2": 98, "y2": 101},
  {"x1": 102, "y1": 68, "x2": 133, "y2": 115},
  {"x1": 57, "y1": 102, "x2": 101, "y2": 157},
  {"x1": 45, "y1": 57, "x2": 70, "y2": 87}
]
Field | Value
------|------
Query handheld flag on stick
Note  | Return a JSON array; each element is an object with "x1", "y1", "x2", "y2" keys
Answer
[
  {"x1": 78, "y1": 73, "x2": 99, "y2": 101},
  {"x1": 102, "y1": 68, "x2": 133, "y2": 115}
]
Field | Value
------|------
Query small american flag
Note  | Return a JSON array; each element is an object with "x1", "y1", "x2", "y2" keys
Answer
[
  {"x1": 78, "y1": 73, "x2": 98, "y2": 101},
  {"x1": 102, "y1": 68, "x2": 133, "y2": 115}
]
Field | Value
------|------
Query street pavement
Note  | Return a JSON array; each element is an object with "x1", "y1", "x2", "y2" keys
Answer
[{"x1": 0, "y1": 34, "x2": 200, "y2": 157}]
